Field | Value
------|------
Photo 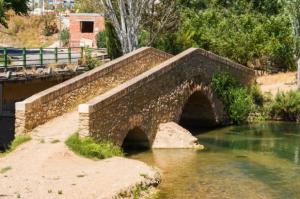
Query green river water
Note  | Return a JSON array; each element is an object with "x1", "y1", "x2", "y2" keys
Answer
[{"x1": 130, "y1": 122, "x2": 300, "y2": 199}]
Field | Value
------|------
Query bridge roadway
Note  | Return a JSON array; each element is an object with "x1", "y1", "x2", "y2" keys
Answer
[{"x1": 15, "y1": 47, "x2": 255, "y2": 148}]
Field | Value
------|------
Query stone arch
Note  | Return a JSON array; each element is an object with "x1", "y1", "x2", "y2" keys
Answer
[
  {"x1": 178, "y1": 84, "x2": 224, "y2": 129},
  {"x1": 121, "y1": 127, "x2": 150, "y2": 151}
]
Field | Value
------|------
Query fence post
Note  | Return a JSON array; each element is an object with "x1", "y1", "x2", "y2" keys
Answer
[
  {"x1": 40, "y1": 47, "x2": 43, "y2": 67},
  {"x1": 22, "y1": 48, "x2": 27, "y2": 68},
  {"x1": 3, "y1": 48, "x2": 8, "y2": 70},
  {"x1": 68, "y1": 47, "x2": 71, "y2": 64},
  {"x1": 55, "y1": 47, "x2": 58, "y2": 63}
]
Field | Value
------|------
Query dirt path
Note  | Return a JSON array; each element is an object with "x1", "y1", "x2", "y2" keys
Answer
[
  {"x1": 0, "y1": 112, "x2": 158, "y2": 198},
  {"x1": 257, "y1": 72, "x2": 298, "y2": 95}
]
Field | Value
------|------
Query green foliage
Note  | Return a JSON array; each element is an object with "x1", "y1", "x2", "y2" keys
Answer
[
  {"x1": 0, "y1": 135, "x2": 31, "y2": 156},
  {"x1": 96, "y1": 31, "x2": 106, "y2": 48},
  {"x1": 151, "y1": 0, "x2": 297, "y2": 71},
  {"x1": 270, "y1": 91, "x2": 300, "y2": 121},
  {"x1": 248, "y1": 85, "x2": 265, "y2": 107},
  {"x1": 59, "y1": 29, "x2": 70, "y2": 46},
  {"x1": 211, "y1": 72, "x2": 255, "y2": 124},
  {"x1": 228, "y1": 88, "x2": 255, "y2": 124},
  {"x1": 9, "y1": 135, "x2": 31, "y2": 151},
  {"x1": 0, "y1": 54, "x2": 11, "y2": 65},
  {"x1": 211, "y1": 72, "x2": 239, "y2": 105},
  {"x1": 65, "y1": 133, "x2": 123, "y2": 160},
  {"x1": 0, "y1": 0, "x2": 29, "y2": 27},
  {"x1": 80, "y1": 48, "x2": 102, "y2": 70},
  {"x1": 105, "y1": 22, "x2": 123, "y2": 59}
]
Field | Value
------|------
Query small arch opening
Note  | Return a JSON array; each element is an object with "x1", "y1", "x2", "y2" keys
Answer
[
  {"x1": 179, "y1": 91, "x2": 217, "y2": 131},
  {"x1": 122, "y1": 127, "x2": 150, "y2": 154}
]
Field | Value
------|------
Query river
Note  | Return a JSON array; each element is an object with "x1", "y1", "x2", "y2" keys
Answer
[{"x1": 130, "y1": 122, "x2": 300, "y2": 199}]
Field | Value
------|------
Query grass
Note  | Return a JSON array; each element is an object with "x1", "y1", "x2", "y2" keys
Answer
[
  {"x1": 0, "y1": 166, "x2": 12, "y2": 174},
  {"x1": 65, "y1": 133, "x2": 123, "y2": 160},
  {"x1": 0, "y1": 135, "x2": 31, "y2": 157},
  {"x1": 51, "y1": 139, "x2": 60, "y2": 144}
]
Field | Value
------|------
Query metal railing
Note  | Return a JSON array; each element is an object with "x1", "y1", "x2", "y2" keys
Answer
[{"x1": 0, "y1": 47, "x2": 108, "y2": 70}]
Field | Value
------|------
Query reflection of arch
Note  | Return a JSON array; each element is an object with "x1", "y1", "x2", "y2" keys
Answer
[
  {"x1": 121, "y1": 127, "x2": 150, "y2": 150},
  {"x1": 179, "y1": 90, "x2": 218, "y2": 129}
]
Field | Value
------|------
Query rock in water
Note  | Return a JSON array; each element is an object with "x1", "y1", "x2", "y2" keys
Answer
[{"x1": 152, "y1": 122, "x2": 204, "y2": 149}]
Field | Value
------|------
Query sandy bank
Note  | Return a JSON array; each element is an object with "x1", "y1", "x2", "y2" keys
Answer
[{"x1": 0, "y1": 112, "x2": 160, "y2": 199}]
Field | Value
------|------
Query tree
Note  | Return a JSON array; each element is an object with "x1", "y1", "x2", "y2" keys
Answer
[
  {"x1": 0, "y1": 0, "x2": 29, "y2": 27},
  {"x1": 105, "y1": 22, "x2": 122, "y2": 59},
  {"x1": 285, "y1": 0, "x2": 300, "y2": 58},
  {"x1": 100, "y1": 0, "x2": 176, "y2": 54},
  {"x1": 141, "y1": 0, "x2": 178, "y2": 46}
]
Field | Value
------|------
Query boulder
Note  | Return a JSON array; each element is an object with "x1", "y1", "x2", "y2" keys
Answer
[{"x1": 152, "y1": 122, "x2": 204, "y2": 149}]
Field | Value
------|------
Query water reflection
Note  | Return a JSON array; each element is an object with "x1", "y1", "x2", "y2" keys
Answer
[{"x1": 130, "y1": 122, "x2": 300, "y2": 199}]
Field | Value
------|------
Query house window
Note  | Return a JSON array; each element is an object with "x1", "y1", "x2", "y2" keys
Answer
[{"x1": 80, "y1": 21, "x2": 94, "y2": 33}]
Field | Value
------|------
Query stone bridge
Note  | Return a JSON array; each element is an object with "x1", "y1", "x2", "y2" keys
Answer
[{"x1": 15, "y1": 47, "x2": 255, "y2": 148}]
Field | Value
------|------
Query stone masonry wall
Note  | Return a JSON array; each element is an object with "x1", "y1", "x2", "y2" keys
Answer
[
  {"x1": 15, "y1": 47, "x2": 172, "y2": 134},
  {"x1": 78, "y1": 48, "x2": 255, "y2": 146}
]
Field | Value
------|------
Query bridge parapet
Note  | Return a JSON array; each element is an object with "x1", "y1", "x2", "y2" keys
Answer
[
  {"x1": 15, "y1": 47, "x2": 172, "y2": 134},
  {"x1": 78, "y1": 48, "x2": 255, "y2": 145}
]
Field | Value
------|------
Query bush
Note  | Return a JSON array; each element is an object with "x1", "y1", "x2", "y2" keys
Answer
[
  {"x1": 270, "y1": 91, "x2": 300, "y2": 121},
  {"x1": 65, "y1": 133, "x2": 123, "y2": 160},
  {"x1": 42, "y1": 14, "x2": 58, "y2": 36},
  {"x1": 211, "y1": 72, "x2": 255, "y2": 124},
  {"x1": 211, "y1": 72, "x2": 239, "y2": 105},
  {"x1": 96, "y1": 31, "x2": 106, "y2": 48},
  {"x1": 228, "y1": 87, "x2": 254, "y2": 124},
  {"x1": 248, "y1": 85, "x2": 265, "y2": 107},
  {"x1": 60, "y1": 29, "x2": 70, "y2": 46},
  {"x1": 80, "y1": 48, "x2": 101, "y2": 70}
]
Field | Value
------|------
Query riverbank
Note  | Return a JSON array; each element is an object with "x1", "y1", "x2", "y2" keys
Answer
[{"x1": 0, "y1": 112, "x2": 160, "y2": 199}]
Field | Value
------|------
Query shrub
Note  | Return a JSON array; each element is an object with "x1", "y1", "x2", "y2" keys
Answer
[
  {"x1": 270, "y1": 91, "x2": 300, "y2": 121},
  {"x1": 248, "y1": 85, "x2": 265, "y2": 107},
  {"x1": 211, "y1": 72, "x2": 239, "y2": 105},
  {"x1": 96, "y1": 31, "x2": 106, "y2": 48},
  {"x1": 80, "y1": 48, "x2": 102, "y2": 70},
  {"x1": 65, "y1": 133, "x2": 123, "y2": 160},
  {"x1": 211, "y1": 72, "x2": 255, "y2": 124},
  {"x1": 228, "y1": 87, "x2": 254, "y2": 124},
  {"x1": 60, "y1": 29, "x2": 70, "y2": 46},
  {"x1": 42, "y1": 14, "x2": 58, "y2": 36}
]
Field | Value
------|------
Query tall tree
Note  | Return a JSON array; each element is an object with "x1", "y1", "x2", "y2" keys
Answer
[
  {"x1": 285, "y1": 0, "x2": 300, "y2": 58},
  {"x1": 100, "y1": 0, "x2": 176, "y2": 54}
]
